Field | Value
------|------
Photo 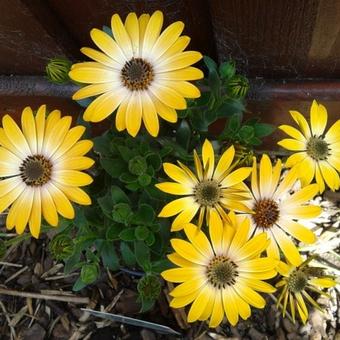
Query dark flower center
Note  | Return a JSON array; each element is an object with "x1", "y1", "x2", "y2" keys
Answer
[
  {"x1": 20, "y1": 155, "x2": 52, "y2": 186},
  {"x1": 121, "y1": 58, "x2": 154, "y2": 91},
  {"x1": 306, "y1": 137, "x2": 329, "y2": 161},
  {"x1": 287, "y1": 270, "x2": 308, "y2": 293},
  {"x1": 206, "y1": 255, "x2": 238, "y2": 289},
  {"x1": 194, "y1": 180, "x2": 221, "y2": 206},
  {"x1": 253, "y1": 199, "x2": 280, "y2": 229}
]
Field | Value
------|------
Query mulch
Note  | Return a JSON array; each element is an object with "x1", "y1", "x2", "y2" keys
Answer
[{"x1": 0, "y1": 191, "x2": 339, "y2": 340}]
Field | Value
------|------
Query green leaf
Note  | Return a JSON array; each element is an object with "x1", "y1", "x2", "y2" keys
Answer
[
  {"x1": 138, "y1": 141, "x2": 150, "y2": 155},
  {"x1": 138, "y1": 173, "x2": 152, "y2": 187},
  {"x1": 139, "y1": 298, "x2": 155, "y2": 313},
  {"x1": 239, "y1": 125, "x2": 255, "y2": 140},
  {"x1": 117, "y1": 145, "x2": 136, "y2": 162},
  {"x1": 144, "y1": 232, "x2": 155, "y2": 246},
  {"x1": 254, "y1": 123, "x2": 276, "y2": 137},
  {"x1": 112, "y1": 203, "x2": 132, "y2": 225},
  {"x1": 119, "y1": 172, "x2": 137, "y2": 183},
  {"x1": 203, "y1": 55, "x2": 217, "y2": 73},
  {"x1": 151, "y1": 259, "x2": 172, "y2": 273},
  {"x1": 100, "y1": 158, "x2": 126, "y2": 178},
  {"x1": 120, "y1": 242, "x2": 136, "y2": 266},
  {"x1": 119, "y1": 228, "x2": 136, "y2": 241},
  {"x1": 64, "y1": 252, "x2": 81, "y2": 275},
  {"x1": 72, "y1": 277, "x2": 88, "y2": 291},
  {"x1": 216, "y1": 98, "x2": 245, "y2": 118},
  {"x1": 106, "y1": 224, "x2": 121, "y2": 240},
  {"x1": 80, "y1": 263, "x2": 99, "y2": 285},
  {"x1": 146, "y1": 153, "x2": 162, "y2": 171},
  {"x1": 102, "y1": 25, "x2": 113, "y2": 37},
  {"x1": 128, "y1": 156, "x2": 147, "y2": 175},
  {"x1": 176, "y1": 120, "x2": 191, "y2": 150},
  {"x1": 228, "y1": 113, "x2": 242, "y2": 131},
  {"x1": 97, "y1": 192, "x2": 113, "y2": 219},
  {"x1": 248, "y1": 136, "x2": 262, "y2": 146},
  {"x1": 134, "y1": 241, "x2": 150, "y2": 270},
  {"x1": 159, "y1": 145, "x2": 173, "y2": 158},
  {"x1": 125, "y1": 182, "x2": 140, "y2": 191},
  {"x1": 219, "y1": 60, "x2": 236, "y2": 80},
  {"x1": 111, "y1": 185, "x2": 130, "y2": 204},
  {"x1": 209, "y1": 69, "x2": 221, "y2": 100},
  {"x1": 149, "y1": 223, "x2": 160, "y2": 233},
  {"x1": 93, "y1": 133, "x2": 111, "y2": 156},
  {"x1": 100, "y1": 241, "x2": 120, "y2": 270},
  {"x1": 135, "y1": 204, "x2": 155, "y2": 224},
  {"x1": 135, "y1": 226, "x2": 150, "y2": 241}
]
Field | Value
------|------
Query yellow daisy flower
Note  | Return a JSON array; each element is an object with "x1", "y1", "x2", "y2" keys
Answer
[
  {"x1": 156, "y1": 140, "x2": 252, "y2": 231},
  {"x1": 69, "y1": 10, "x2": 203, "y2": 137},
  {"x1": 0, "y1": 105, "x2": 94, "y2": 238},
  {"x1": 278, "y1": 100, "x2": 340, "y2": 193},
  {"x1": 162, "y1": 213, "x2": 277, "y2": 327},
  {"x1": 276, "y1": 260, "x2": 336, "y2": 324},
  {"x1": 241, "y1": 154, "x2": 320, "y2": 266}
]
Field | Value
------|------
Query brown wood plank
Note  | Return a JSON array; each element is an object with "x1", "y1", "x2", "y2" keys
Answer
[
  {"x1": 47, "y1": 0, "x2": 216, "y2": 59},
  {"x1": 209, "y1": 0, "x2": 320, "y2": 78},
  {"x1": 0, "y1": 0, "x2": 69, "y2": 74},
  {"x1": 306, "y1": 0, "x2": 340, "y2": 76}
]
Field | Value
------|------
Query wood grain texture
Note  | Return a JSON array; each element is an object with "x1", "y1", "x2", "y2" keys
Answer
[
  {"x1": 306, "y1": 0, "x2": 340, "y2": 76},
  {"x1": 47, "y1": 0, "x2": 216, "y2": 58},
  {"x1": 209, "y1": 0, "x2": 320, "y2": 78},
  {"x1": 0, "y1": 0, "x2": 68, "y2": 74}
]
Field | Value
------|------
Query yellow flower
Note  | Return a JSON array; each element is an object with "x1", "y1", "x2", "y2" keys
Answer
[
  {"x1": 241, "y1": 154, "x2": 320, "y2": 266},
  {"x1": 276, "y1": 260, "x2": 336, "y2": 324},
  {"x1": 69, "y1": 11, "x2": 203, "y2": 137},
  {"x1": 0, "y1": 105, "x2": 94, "y2": 238},
  {"x1": 162, "y1": 213, "x2": 277, "y2": 327},
  {"x1": 278, "y1": 100, "x2": 340, "y2": 193},
  {"x1": 156, "y1": 140, "x2": 252, "y2": 231}
]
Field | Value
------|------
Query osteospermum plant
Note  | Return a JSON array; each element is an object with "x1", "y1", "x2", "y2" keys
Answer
[
  {"x1": 0, "y1": 105, "x2": 93, "y2": 238},
  {"x1": 156, "y1": 139, "x2": 252, "y2": 230},
  {"x1": 240, "y1": 154, "x2": 320, "y2": 266},
  {"x1": 278, "y1": 100, "x2": 340, "y2": 193},
  {"x1": 69, "y1": 10, "x2": 203, "y2": 137},
  {"x1": 35, "y1": 8, "x2": 338, "y2": 331},
  {"x1": 276, "y1": 259, "x2": 336, "y2": 324},
  {"x1": 162, "y1": 213, "x2": 277, "y2": 327}
]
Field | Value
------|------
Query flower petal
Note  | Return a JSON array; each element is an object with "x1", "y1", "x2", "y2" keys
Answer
[
  {"x1": 202, "y1": 139, "x2": 215, "y2": 179},
  {"x1": 279, "y1": 124, "x2": 306, "y2": 142},
  {"x1": 310, "y1": 100, "x2": 327, "y2": 136},
  {"x1": 141, "y1": 92, "x2": 159, "y2": 137},
  {"x1": 90, "y1": 28, "x2": 126, "y2": 64},
  {"x1": 289, "y1": 110, "x2": 311, "y2": 138},
  {"x1": 278, "y1": 138, "x2": 306, "y2": 151},
  {"x1": 278, "y1": 219, "x2": 316, "y2": 244},
  {"x1": 152, "y1": 21, "x2": 184, "y2": 60},
  {"x1": 272, "y1": 226, "x2": 302, "y2": 266},
  {"x1": 158, "y1": 196, "x2": 195, "y2": 217},
  {"x1": 170, "y1": 239, "x2": 208, "y2": 265},
  {"x1": 187, "y1": 285, "x2": 213, "y2": 323},
  {"x1": 325, "y1": 119, "x2": 340, "y2": 143},
  {"x1": 53, "y1": 170, "x2": 93, "y2": 187},
  {"x1": 184, "y1": 223, "x2": 214, "y2": 257},
  {"x1": 142, "y1": 10, "x2": 163, "y2": 58},
  {"x1": 171, "y1": 204, "x2": 200, "y2": 231}
]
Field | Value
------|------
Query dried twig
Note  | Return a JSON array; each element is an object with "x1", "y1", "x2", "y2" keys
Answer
[
  {"x1": 0, "y1": 300, "x2": 16, "y2": 339},
  {"x1": 0, "y1": 261, "x2": 23, "y2": 268},
  {"x1": 4, "y1": 265, "x2": 28, "y2": 284},
  {"x1": 0, "y1": 288, "x2": 89, "y2": 304}
]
